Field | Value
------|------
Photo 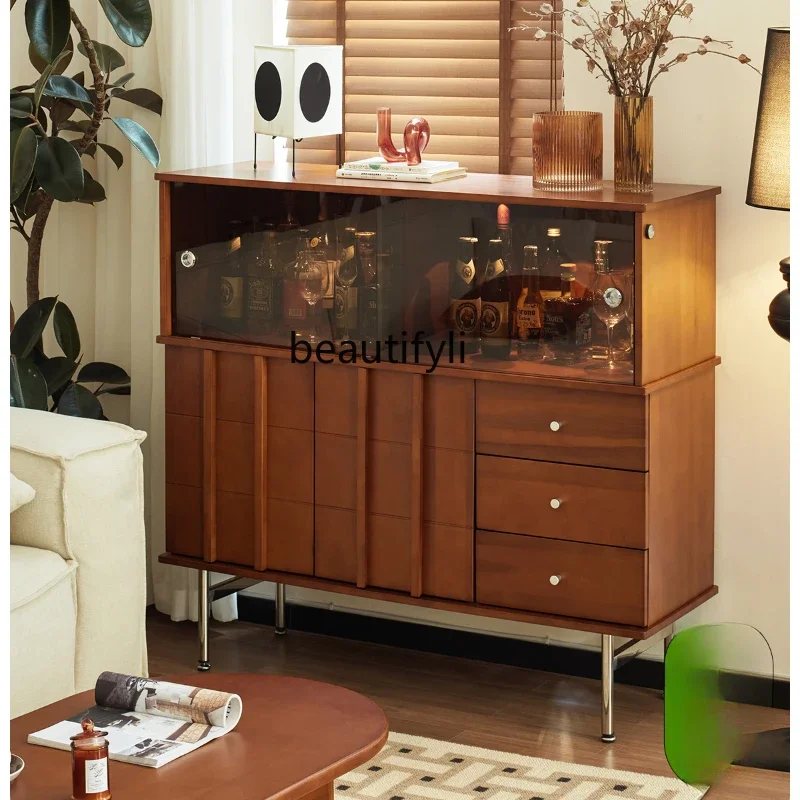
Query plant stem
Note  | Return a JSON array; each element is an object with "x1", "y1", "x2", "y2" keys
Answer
[{"x1": 25, "y1": 6, "x2": 107, "y2": 307}]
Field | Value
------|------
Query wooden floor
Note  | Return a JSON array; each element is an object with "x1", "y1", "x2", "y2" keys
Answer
[{"x1": 148, "y1": 610, "x2": 789, "y2": 799}]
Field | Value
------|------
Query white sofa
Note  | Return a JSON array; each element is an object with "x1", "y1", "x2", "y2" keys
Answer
[{"x1": 10, "y1": 408, "x2": 149, "y2": 719}]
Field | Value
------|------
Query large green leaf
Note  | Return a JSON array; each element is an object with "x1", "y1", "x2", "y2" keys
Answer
[
  {"x1": 96, "y1": 384, "x2": 130, "y2": 396},
  {"x1": 58, "y1": 118, "x2": 91, "y2": 133},
  {"x1": 11, "y1": 127, "x2": 38, "y2": 203},
  {"x1": 10, "y1": 296, "x2": 57, "y2": 358},
  {"x1": 29, "y1": 32, "x2": 73, "y2": 75},
  {"x1": 112, "y1": 117, "x2": 159, "y2": 167},
  {"x1": 111, "y1": 87, "x2": 162, "y2": 115},
  {"x1": 77, "y1": 39, "x2": 125, "y2": 74},
  {"x1": 38, "y1": 355, "x2": 78, "y2": 394},
  {"x1": 76, "y1": 170, "x2": 106, "y2": 204},
  {"x1": 110, "y1": 71, "x2": 135, "y2": 88},
  {"x1": 77, "y1": 361, "x2": 130, "y2": 384},
  {"x1": 97, "y1": 142, "x2": 123, "y2": 169},
  {"x1": 35, "y1": 135, "x2": 84, "y2": 202},
  {"x1": 10, "y1": 94, "x2": 34, "y2": 116},
  {"x1": 13, "y1": 177, "x2": 42, "y2": 222},
  {"x1": 98, "y1": 0, "x2": 152, "y2": 47},
  {"x1": 44, "y1": 75, "x2": 93, "y2": 105},
  {"x1": 53, "y1": 300, "x2": 80, "y2": 360},
  {"x1": 48, "y1": 97, "x2": 78, "y2": 128},
  {"x1": 10, "y1": 355, "x2": 49, "y2": 410},
  {"x1": 57, "y1": 382, "x2": 104, "y2": 418},
  {"x1": 25, "y1": 0, "x2": 70, "y2": 64}
]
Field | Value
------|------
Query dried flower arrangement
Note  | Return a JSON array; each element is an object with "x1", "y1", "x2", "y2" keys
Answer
[{"x1": 515, "y1": 0, "x2": 760, "y2": 97}]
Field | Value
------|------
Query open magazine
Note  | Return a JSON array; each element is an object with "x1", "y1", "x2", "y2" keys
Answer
[{"x1": 28, "y1": 672, "x2": 243, "y2": 768}]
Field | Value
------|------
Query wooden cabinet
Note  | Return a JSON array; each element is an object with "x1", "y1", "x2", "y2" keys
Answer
[{"x1": 157, "y1": 165, "x2": 719, "y2": 643}]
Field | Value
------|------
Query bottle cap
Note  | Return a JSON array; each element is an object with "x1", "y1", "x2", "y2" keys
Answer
[
  {"x1": 489, "y1": 238, "x2": 502, "y2": 244},
  {"x1": 355, "y1": 231, "x2": 376, "y2": 239},
  {"x1": 560, "y1": 262, "x2": 577, "y2": 272},
  {"x1": 497, "y1": 204, "x2": 510, "y2": 228},
  {"x1": 547, "y1": 227, "x2": 561, "y2": 237},
  {"x1": 70, "y1": 718, "x2": 109, "y2": 749},
  {"x1": 459, "y1": 236, "x2": 479, "y2": 243},
  {"x1": 524, "y1": 244, "x2": 538, "y2": 252}
]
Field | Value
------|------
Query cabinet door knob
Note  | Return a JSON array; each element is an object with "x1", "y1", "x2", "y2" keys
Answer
[
  {"x1": 180, "y1": 250, "x2": 197, "y2": 268},
  {"x1": 549, "y1": 575, "x2": 562, "y2": 586},
  {"x1": 549, "y1": 420, "x2": 563, "y2": 432},
  {"x1": 550, "y1": 498, "x2": 562, "y2": 510}
]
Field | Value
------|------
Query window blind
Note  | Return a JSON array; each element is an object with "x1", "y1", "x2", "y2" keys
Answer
[{"x1": 286, "y1": 0, "x2": 563, "y2": 175}]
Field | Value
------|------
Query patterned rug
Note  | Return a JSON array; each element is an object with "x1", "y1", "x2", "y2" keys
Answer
[{"x1": 338, "y1": 733, "x2": 706, "y2": 800}]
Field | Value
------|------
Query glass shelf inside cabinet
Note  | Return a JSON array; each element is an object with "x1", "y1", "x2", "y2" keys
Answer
[{"x1": 170, "y1": 183, "x2": 637, "y2": 384}]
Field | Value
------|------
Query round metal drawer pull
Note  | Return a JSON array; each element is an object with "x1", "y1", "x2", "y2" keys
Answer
[
  {"x1": 549, "y1": 421, "x2": 563, "y2": 432},
  {"x1": 180, "y1": 250, "x2": 197, "y2": 268},
  {"x1": 550, "y1": 498, "x2": 562, "y2": 510},
  {"x1": 550, "y1": 575, "x2": 562, "y2": 586}
]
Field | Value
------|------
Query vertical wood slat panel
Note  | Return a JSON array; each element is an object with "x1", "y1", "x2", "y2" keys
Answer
[
  {"x1": 254, "y1": 356, "x2": 269, "y2": 570},
  {"x1": 203, "y1": 350, "x2": 217, "y2": 562},
  {"x1": 158, "y1": 181, "x2": 172, "y2": 336},
  {"x1": 410, "y1": 374, "x2": 424, "y2": 597},
  {"x1": 356, "y1": 368, "x2": 369, "y2": 588},
  {"x1": 498, "y1": 0, "x2": 511, "y2": 175}
]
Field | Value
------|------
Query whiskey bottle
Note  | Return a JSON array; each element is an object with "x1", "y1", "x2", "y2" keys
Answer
[
  {"x1": 542, "y1": 262, "x2": 593, "y2": 365},
  {"x1": 245, "y1": 218, "x2": 277, "y2": 337},
  {"x1": 334, "y1": 226, "x2": 359, "y2": 341},
  {"x1": 516, "y1": 244, "x2": 544, "y2": 360},
  {"x1": 541, "y1": 227, "x2": 566, "y2": 300},
  {"x1": 449, "y1": 236, "x2": 481, "y2": 355},
  {"x1": 356, "y1": 231, "x2": 379, "y2": 343},
  {"x1": 219, "y1": 220, "x2": 245, "y2": 333},
  {"x1": 282, "y1": 231, "x2": 309, "y2": 330},
  {"x1": 480, "y1": 238, "x2": 511, "y2": 360},
  {"x1": 497, "y1": 204, "x2": 518, "y2": 336}
]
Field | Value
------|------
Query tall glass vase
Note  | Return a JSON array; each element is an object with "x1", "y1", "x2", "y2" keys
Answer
[{"x1": 614, "y1": 96, "x2": 654, "y2": 193}]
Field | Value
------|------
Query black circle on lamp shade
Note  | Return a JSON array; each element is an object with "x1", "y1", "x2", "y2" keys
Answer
[
  {"x1": 255, "y1": 61, "x2": 282, "y2": 121},
  {"x1": 299, "y1": 63, "x2": 331, "y2": 123}
]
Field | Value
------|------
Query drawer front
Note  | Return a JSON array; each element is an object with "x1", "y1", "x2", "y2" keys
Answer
[
  {"x1": 476, "y1": 530, "x2": 646, "y2": 625},
  {"x1": 476, "y1": 382, "x2": 647, "y2": 471},
  {"x1": 476, "y1": 456, "x2": 647, "y2": 549}
]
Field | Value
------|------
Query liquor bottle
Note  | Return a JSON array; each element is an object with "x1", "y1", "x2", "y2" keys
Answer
[
  {"x1": 356, "y1": 231, "x2": 379, "y2": 343},
  {"x1": 542, "y1": 262, "x2": 593, "y2": 364},
  {"x1": 449, "y1": 236, "x2": 481, "y2": 355},
  {"x1": 541, "y1": 227, "x2": 566, "y2": 300},
  {"x1": 245, "y1": 218, "x2": 277, "y2": 337},
  {"x1": 334, "y1": 226, "x2": 359, "y2": 341},
  {"x1": 588, "y1": 239, "x2": 632, "y2": 372},
  {"x1": 516, "y1": 244, "x2": 544, "y2": 360},
  {"x1": 497, "y1": 204, "x2": 518, "y2": 336},
  {"x1": 282, "y1": 232, "x2": 309, "y2": 330},
  {"x1": 315, "y1": 195, "x2": 337, "y2": 302},
  {"x1": 480, "y1": 238, "x2": 511, "y2": 360},
  {"x1": 219, "y1": 220, "x2": 245, "y2": 333}
]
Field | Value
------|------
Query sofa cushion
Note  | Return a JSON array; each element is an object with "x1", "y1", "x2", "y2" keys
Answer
[
  {"x1": 10, "y1": 473, "x2": 35, "y2": 513},
  {"x1": 11, "y1": 544, "x2": 76, "y2": 611}
]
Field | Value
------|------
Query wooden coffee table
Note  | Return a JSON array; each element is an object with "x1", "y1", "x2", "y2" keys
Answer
[{"x1": 10, "y1": 673, "x2": 388, "y2": 800}]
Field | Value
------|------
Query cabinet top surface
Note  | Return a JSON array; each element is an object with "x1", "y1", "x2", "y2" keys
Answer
[{"x1": 155, "y1": 162, "x2": 721, "y2": 212}]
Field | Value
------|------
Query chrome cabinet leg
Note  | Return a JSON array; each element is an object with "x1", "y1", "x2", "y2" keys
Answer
[
  {"x1": 601, "y1": 634, "x2": 615, "y2": 743},
  {"x1": 197, "y1": 569, "x2": 211, "y2": 671},
  {"x1": 274, "y1": 583, "x2": 287, "y2": 635}
]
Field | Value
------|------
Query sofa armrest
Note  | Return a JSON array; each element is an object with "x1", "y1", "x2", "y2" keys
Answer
[{"x1": 11, "y1": 408, "x2": 149, "y2": 689}]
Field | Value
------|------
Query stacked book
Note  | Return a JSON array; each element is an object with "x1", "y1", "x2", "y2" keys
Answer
[{"x1": 336, "y1": 157, "x2": 467, "y2": 184}]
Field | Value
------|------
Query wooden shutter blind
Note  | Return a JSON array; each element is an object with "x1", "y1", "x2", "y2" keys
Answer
[{"x1": 286, "y1": 0, "x2": 563, "y2": 175}]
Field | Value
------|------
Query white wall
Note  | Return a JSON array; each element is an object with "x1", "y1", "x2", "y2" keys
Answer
[{"x1": 243, "y1": 0, "x2": 791, "y2": 678}]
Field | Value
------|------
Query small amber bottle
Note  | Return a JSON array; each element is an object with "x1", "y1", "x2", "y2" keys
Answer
[{"x1": 70, "y1": 718, "x2": 111, "y2": 800}]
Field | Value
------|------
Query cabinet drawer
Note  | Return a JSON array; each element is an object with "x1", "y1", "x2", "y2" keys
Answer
[
  {"x1": 476, "y1": 530, "x2": 646, "y2": 625},
  {"x1": 476, "y1": 456, "x2": 647, "y2": 549},
  {"x1": 476, "y1": 382, "x2": 647, "y2": 471}
]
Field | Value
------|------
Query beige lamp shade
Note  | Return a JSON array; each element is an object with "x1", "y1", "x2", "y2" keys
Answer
[{"x1": 747, "y1": 27, "x2": 790, "y2": 211}]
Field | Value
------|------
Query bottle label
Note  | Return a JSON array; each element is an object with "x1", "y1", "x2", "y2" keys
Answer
[
  {"x1": 543, "y1": 312, "x2": 568, "y2": 345},
  {"x1": 282, "y1": 280, "x2": 307, "y2": 321},
  {"x1": 247, "y1": 276, "x2": 273, "y2": 318},
  {"x1": 450, "y1": 298, "x2": 480, "y2": 335},
  {"x1": 481, "y1": 301, "x2": 508, "y2": 338},
  {"x1": 457, "y1": 259, "x2": 476, "y2": 284},
  {"x1": 220, "y1": 276, "x2": 244, "y2": 319},
  {"x1": 576, "y1": 310, "x2": 592, "y2": 346},
  {"x1": 485, "y1": 259, "x2": 505, "y2": 280},
  {"x1": 517, "y1": 303, "x2": 542, "y2": 341},
  {"x1": 334, "y1": 285, "x2": 358, "y2": 328},
  {"x1": 340, "y1": 245, "x2": 355, "y2": 264},
  {"x1": 85, "y1": 758, "x2": 109, "y2": 793}
]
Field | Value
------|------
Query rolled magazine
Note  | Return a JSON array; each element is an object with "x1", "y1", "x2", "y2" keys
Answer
[{"x1": 28, "y1": 672, "x2": 243, "y2": 768}]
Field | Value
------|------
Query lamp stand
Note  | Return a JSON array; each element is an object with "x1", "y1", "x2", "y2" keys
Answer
[{"x1": 768, "y1": 257, "x2": 790, "y2": 341}]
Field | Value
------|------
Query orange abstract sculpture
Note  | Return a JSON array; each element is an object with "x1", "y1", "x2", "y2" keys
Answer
[{"x1": 377, "y1": 107, "x2": 431, "y2": 166}]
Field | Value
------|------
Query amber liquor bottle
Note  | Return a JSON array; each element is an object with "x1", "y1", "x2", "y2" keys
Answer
[
  {"x1": 542, "y1": 262, "x2": 593, "y2": 364},
  {"x1": 541, "y1": 227, "x2": 566, "y2": 300},
  {"x1": 449, "y1": 236, "x2": 481, "y2": 354},
  {"x1": 516, "y1": 244, "x2": 544, "y2": 359},
  {"x1": 480, "y1": 238, "x2": 511, "y2": 359}
]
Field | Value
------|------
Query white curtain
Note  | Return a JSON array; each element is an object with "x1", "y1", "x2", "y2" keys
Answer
[{"x1": 10, "y1": 0, "x2": 274, "y2": 623}]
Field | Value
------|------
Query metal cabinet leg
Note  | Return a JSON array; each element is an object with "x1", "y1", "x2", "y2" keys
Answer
[
  {"x1": 197, "y1": 569, "x2": 211, "y2": 671},
  {"x1": 601, "y1": 634, "x2": 615, "y2": 743},
  {"x1": 274, "y1": 583, "x2": 287, "y2": 635}
]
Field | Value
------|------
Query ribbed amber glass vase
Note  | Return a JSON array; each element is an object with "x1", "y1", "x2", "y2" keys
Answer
[
  {"x1": 531, "y1": 111, "x2": 603, "y2": 191},
  {"x1": 614, "y1": 96, "x2": 654, "y2": 193}
]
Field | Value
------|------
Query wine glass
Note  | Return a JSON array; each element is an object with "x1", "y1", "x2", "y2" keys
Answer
[
  {"x1": 587, "y1": 272, "x2": 633, "y2": 375},
  {"x1": 297, "y1": 249, "x2": 326, "y2": 344}
]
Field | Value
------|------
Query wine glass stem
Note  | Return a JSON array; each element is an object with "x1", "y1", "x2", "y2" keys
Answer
[{"x1": 607, "y1": 323, "x2": 616, "y2": 368}]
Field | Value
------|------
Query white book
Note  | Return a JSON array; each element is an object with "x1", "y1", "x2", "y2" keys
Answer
[
  {"x1": 340, "y1": 157, "x2": 461, "y2": 175},
  {"x1": 336, "y1": 168, "x2": 467, "y2": 184}
]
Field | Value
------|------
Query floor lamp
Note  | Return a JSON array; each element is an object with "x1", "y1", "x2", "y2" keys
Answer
[{"x1": 746, "y1": 27, "x2": 790, "y2": 340}]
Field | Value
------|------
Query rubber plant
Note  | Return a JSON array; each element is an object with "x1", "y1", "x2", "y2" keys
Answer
[{"x1": 10, "y1": 0, "x2": 160, "y2": 417}]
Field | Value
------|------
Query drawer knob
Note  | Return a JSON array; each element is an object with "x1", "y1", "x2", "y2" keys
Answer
[
  {"x1": 550, "y1": 498, "x2": 562, "y2": 510},
  {"x1": 549, "y1": 421, "x2": 563, "y2": 432},
  {"x1": 549, "y1": 575, "x2": 562, "y2": 586},
  {"x1": 180, "y1": 250, "x2": 197, "y2": 268}
]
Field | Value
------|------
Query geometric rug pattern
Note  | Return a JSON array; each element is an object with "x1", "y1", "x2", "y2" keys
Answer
[{"x1": 339, "y1": 733, "x2": 706, "y2": 800}]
